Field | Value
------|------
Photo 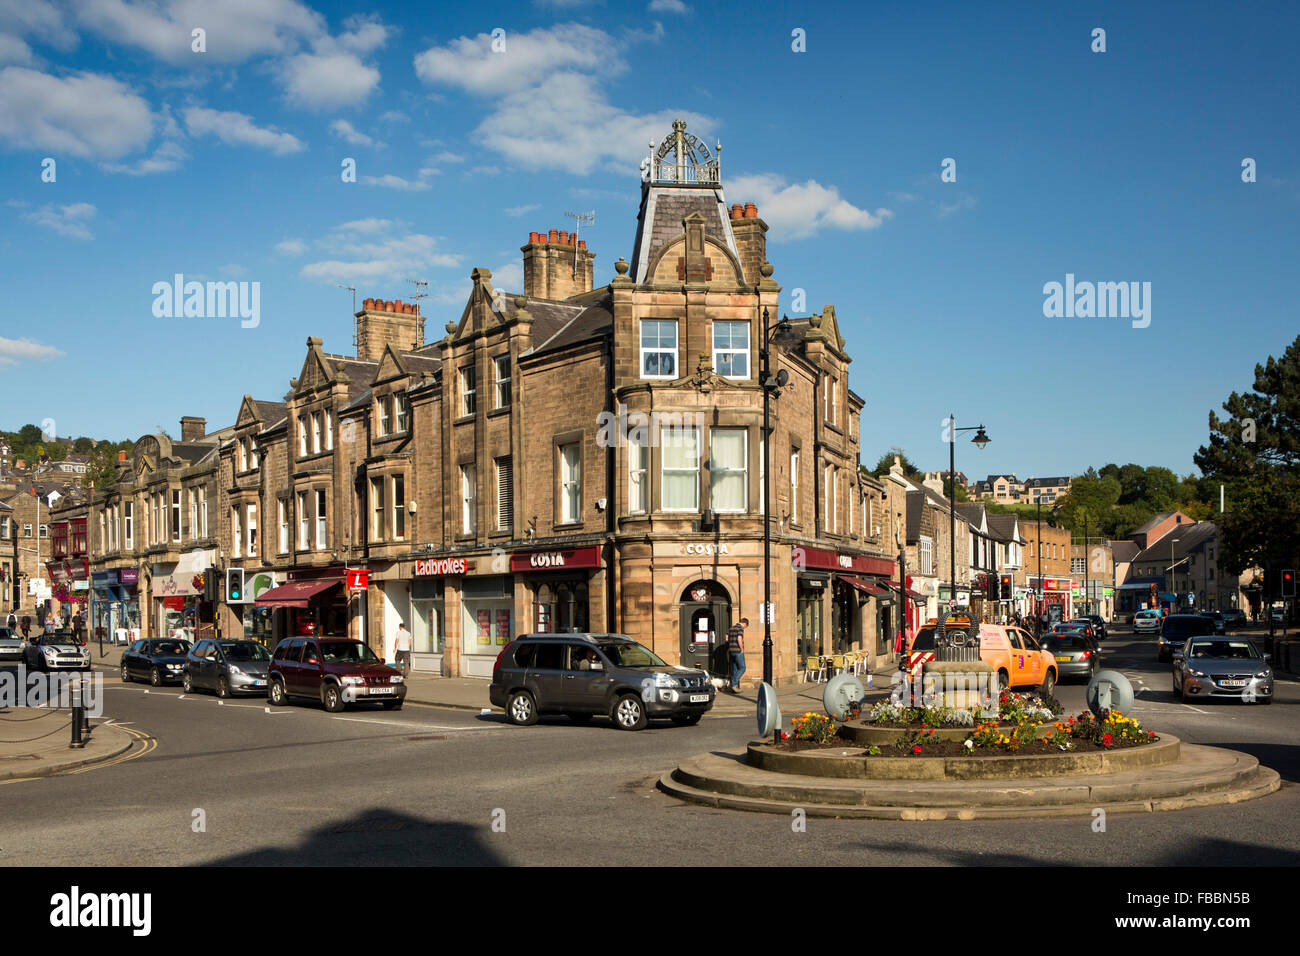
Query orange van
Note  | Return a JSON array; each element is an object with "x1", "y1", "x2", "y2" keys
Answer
[{"x1": 906, "y1": 616, "x2": 1057, "y2": 695}]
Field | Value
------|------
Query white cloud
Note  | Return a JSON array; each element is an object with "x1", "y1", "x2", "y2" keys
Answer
[
  {"x1": 0, "y1": 34, "x2": 33, "y2": 64},
  {"x1": 300, "y1": 219, "x2": 462, "y2": 283},
  {"x1": 727, "y1": 173, "x2": 892, "y2": 239},
  {"x1": 275, "y1": 238, "x2": 306, "y2": 255},
  {"x1": 330, "y1": 118, "x2": 375, "y2": 146},
  {"x1": 648, "y1": 0, "x2": 689, "y2": 13},
  {"x1": 492, "y1": 261, "x2": 524, "y2": 292},
  {"x1": 102, "y1": 105, "x2": 185, "y2": 174},
  {"x1": 21, "y1": 201, "x2": 96, "y2": 240},
  {"x1": 415, "y1": 25, "x2": 713, "y2": 176},
  {"x1": 938, "y1": 194, "x2": 978, "y2": 217},
  {"x1": 0, "y1": 67, "x2": 153, "y2": 158},
  {"x1": 433, "y1": 150, "x2": 464, "y2": 163},
  {"x1": 414, "y1": 23, "x2": 614, "y2": 96},
  {"x1": 280, "y1": 50, "x2": 379, "y2": 110},
  {"x1": 504, "y1": 203, "x2": 540, "y2": 216},
  {"x1": 183, "y1": 106, "x2": 304, "y2": 154},
  {"x1": 338, "y1": 13, "x2": 389, "y2": 54},
  {"x1": 0, "y1": 335, "x2": 63, "y2": 365},
  {"x1": 379, "y1": 109, "x2": 408, "y2": 123},
  {"x1": 0, "y1": 0, "x2": 78, "y2": 52},
  {"x1": 75, "y1": 0, "x2": 324, "y2": 64},
  {"x1": 361, "y1": 172, "x2": 431, "y2": 191}
]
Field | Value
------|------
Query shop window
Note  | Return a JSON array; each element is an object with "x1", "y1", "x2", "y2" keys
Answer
[{"x1": 534, "y1": 581, "x2": 588, "y2": 633}]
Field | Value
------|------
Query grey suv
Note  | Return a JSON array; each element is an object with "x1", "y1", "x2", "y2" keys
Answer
[{"x1": 490, "y1": 634, "x2": 715, "y2": 730}]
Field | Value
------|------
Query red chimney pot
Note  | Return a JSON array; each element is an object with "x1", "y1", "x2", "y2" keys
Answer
[
  {"x1": 744, "y1": 203, "x2": 758, "y2": 218},
  {"x1": 548, "y1": 228, "x2": 559, "y2": 243}
]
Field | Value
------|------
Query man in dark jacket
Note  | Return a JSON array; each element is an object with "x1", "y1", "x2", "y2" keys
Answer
[{"x1": 725, "y1": 618, "x2": 749, "y2": 693}]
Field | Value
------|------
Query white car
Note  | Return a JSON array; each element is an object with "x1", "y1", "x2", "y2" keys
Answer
[
  {"x1": 23, "y1": 634, "x2": 91, "y2": 671},
  {"x1": 0, "y1": 627, "x2": 22, "y2": 661},
  {"x1": 1133, "y1": 610, "x2": 1162, "y2": 633}
]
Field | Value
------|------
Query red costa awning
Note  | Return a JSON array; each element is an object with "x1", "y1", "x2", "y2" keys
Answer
[
  {"x1": 840, "y1": 576, "x2": 890, "y2": 597},
  {"x1": 254, "y1": 579, "x2": 341, "y2": 608}
]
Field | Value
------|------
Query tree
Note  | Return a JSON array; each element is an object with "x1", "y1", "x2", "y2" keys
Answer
[
  {"x1": 869, "y1": 447, "x2": 922, "y2": 480},
  {"x1": 17, "y1": 424, "x2": 42, "y2": 446},
  {"x1": 73, "y1": 437, "x2": 94, "y2": 454},
  {"x1": 943, "y1": 479, "x2": 968, "y2": 501},
  {"x1": 1194, "y1": 334, "x2": 1300, "y2": 582},
  {"x1": 1055, "y1": 474, "x2": 1121, "y2": 534}
]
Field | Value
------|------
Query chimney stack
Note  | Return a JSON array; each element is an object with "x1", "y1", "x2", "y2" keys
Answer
[
  {"x1": 179, "y1": 416, "x2": 207, "y2": 442},
  {"x1": 522, "y1": 228, "x2": 596, "y2": 300},
  {"x1": 729, "y1": 201, "x2": 767, "y2": 285},
  {"x1": 355, "y1": 297, "x2": 425, "y2": 362}
]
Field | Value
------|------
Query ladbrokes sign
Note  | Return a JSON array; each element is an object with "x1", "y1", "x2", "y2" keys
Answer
[{"x1": 414, "y1": 557, "x2": 468, "y2": 576}]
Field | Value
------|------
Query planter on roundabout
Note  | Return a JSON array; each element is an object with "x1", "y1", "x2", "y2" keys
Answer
[{"x1": 659, "y1": 615, "x2": 1281, "y2": 819}]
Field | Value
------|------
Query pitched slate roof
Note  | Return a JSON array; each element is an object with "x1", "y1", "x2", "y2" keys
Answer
[
  {"x1": 629, "y1": 184, "x2": 740, "y2": 283},
  {"x1": 1131, "y1": 521, "x2": 1217, "y2": 563}
]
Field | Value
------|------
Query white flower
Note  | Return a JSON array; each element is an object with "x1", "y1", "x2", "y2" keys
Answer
[{"x1": 963, "y1": 739, "x2": 974, "y2": 750}]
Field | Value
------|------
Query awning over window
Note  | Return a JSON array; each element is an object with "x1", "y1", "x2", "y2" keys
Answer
[
  {"x1": 253, "y1": 579, "x2": 341, "y2": 608},
  {"x1": 885, "y1": 580, "x2": 925, "y2": 601},
  {"x1": 840, "y1": 576, "x2": 890, "y2": 597}
]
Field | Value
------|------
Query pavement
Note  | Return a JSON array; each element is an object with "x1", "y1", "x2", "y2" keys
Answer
[{"x1": 0, "y1": 707, "x2": 134, "y2": 782}]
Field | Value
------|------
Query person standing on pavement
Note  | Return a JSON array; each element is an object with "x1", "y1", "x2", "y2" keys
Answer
[
  {"x1": 72, "y1": 611, "x2": 84, "y2": 643},
  {"x1": 725, "y1": 617, "x2": 748, "y2": 693},
  {"x1": 393, "y1": 622, "x2": 412, "y2": 676},
  {"x1": 20, "y1": 615, "x2": 31, "y2": 640},
  {"x1": 5, "y1": 612, "x2": 15, "y2": 631}
]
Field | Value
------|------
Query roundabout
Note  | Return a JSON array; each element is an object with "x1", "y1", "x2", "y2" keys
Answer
[{"x1": 660, "y1": 617, "x2": 1281, "y2": 820}]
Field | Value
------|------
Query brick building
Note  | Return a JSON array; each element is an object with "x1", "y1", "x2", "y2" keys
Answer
[{"x1": 70, "y1": 119, "x2": 897, "y2": 685}]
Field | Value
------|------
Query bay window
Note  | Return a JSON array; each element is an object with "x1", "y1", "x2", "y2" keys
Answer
[
  {"x1": 709, "y1": 428, "x2": 747, "y2": 512},
  {"x1": 661, "y1": 426, "x2": 699, "y2": 511}
]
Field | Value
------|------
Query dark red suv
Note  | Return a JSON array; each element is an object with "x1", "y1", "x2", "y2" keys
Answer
[{"x1": 268, "y1": 637, "x2": 406, "y2": 711}]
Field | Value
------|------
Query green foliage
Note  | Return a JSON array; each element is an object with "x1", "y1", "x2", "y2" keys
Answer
[
  {"x1": 869, "y1": 447, "x2": 922, "y2": 479},
  {"x1": 1193, "y1": 334, "x2": 1300, "y2": 582}
]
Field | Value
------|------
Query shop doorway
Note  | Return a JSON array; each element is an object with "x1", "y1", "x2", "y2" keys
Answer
[{"x1": 678, "y1": 580, "x2": 731, "y2": 677}]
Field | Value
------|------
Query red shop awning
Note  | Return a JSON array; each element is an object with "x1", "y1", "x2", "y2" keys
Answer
[
  {"x1": 885, "y1": 580, "x2": 926, "y2": 601},
  {"x1": 840, "y1": 576, "x2": 890, "y2": 597},
  {"x1": 254, "y1": 579, "x2": 341, "y2": 608}
]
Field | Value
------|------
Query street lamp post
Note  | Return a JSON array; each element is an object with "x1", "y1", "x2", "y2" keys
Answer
[
  {"x1": 946, "y1": 415, "x2": 989, "y2": 612},
  {"x1": 759, "y1": 308, "x2": 794, "y2": 687},
  {"x1": 1036, "y1": 499, "x2": 1043, "y2": 633},
  {"x1": 1169, "y1": 537, "x2": 1180, "y2": 611}
]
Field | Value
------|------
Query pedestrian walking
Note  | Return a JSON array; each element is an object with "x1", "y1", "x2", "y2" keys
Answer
[
  {"x1": 36, "y1": 603, "x2": 45, "y2": 628},
  {"x1": 72, "y1": 611, "x2": 84, "y2": 643},
  {"x1": 393, "y1": 622, "x2": 412, "y2": 676},
  {"x1": 5, "y1": 611, "x2": 15, "y2": 631},
  {"x1": 725, "y1": 617, "x2": 748, "y2": 693},
  {"x1": 21, "y1": 615, "x2": 31, "y2": 640}
]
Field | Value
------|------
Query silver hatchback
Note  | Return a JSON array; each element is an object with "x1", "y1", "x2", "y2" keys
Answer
[{"x1": 1172, "y1": 638, "x2": 1273, "y2": 703}]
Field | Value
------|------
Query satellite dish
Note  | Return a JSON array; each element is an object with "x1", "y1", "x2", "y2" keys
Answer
[
  {"x1": 1087, "y1": 669, "x2": 1134, "y2": 715},
  {"x1": 823, "y1": 673, "x2": 865, "y2": 720},
  {"x1": 756, "y1": 683, "x2": 781, "y2": 737}
]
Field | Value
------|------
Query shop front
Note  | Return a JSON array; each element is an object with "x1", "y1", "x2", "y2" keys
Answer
[
  {"x1": 459, "y1": 574, "x2": 513, "y2": 679},
  {"x1": 252, "y1": 568, "x2": 347, "y2": 649},
  {"x1": 514, "y1": 546, "x2": 600, "y2": 635},
  {"x1": 152, "y1": 549, "x2": 214, "y2": 637},
  {"x1": 396, "y1": 556, "x2": 460, "y2": 673},
  {"x1": 798, "y1": 549, "x2": 896, "y2": 661},
  {"x1": 1029, "y1": 576, "x2": 1074, "y2": 623}
]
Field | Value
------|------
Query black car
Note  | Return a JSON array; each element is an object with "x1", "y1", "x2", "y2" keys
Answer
[
  {"x1": 120, "y1": 637, "x2": 193, "y2": 686},
  {"x1": 1157, "y1": 614, "x2": 1215, "y2": 662},
  {"x1": 184, "y1": 639, "x2": 272, "y2": 697},
  {"x1": 1043, "y1": 631, "x2": 1101, "y2": 682},
  {"x1": 1199, "y1": 611, "x2": 1226, "y2": 635},
  {"x1": 490, "y1": 633, "x2": 714, "y2": 730}
]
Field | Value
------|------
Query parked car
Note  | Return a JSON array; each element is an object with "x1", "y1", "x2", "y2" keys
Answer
[
  {"x1": 908, "y1": 617, "x2": 1058, "y2": 695},
  {"x1": 23, "y1": 632, "x2": 91, "y2": 671},
  {"x1": 120, "y1": 638, "x2": 193, "y2": 685},
  {"x1": 1269, "y1": 605, "x2": 1285, "y2": 624},
  {"x1": 184, "y1": 639, "x2": 271, "y2": 697},
  {"x1": 1199, "y1": 611, "x2": 1226, "y2": 635},
  {"x1": 1172, "y1": 637, "x2": 1273, "y2": 704},
  {"x1": 1062, "y1": 620, "x2": 1099, "y2": 643},
  {"x1": 1078, "y1": 614, "x2": 1108, "y2": 640},
  {"x1": 267, "y1": 637, "x2": 405, "y2": 712},
  {"x1": 1133, "y1": 610, "x2": 1163, "y2": 633},
  {"x1": 1221, "y1": 609, "x2": 1247, "y2": 629},
  {"x1": 490, "y1": 633, "x2": 715, "y2": 730},
  {"x1": 1043, "y1": 632, "x2": 1101, "y2": 682},
  {"x1": 1157, "y1": 614, "x2": 1215, "y2": 662},
  {"x1": 0, "y1": 626, "x2": 22, "y2": 662}
]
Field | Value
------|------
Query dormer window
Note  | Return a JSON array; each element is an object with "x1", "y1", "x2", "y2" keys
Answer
[
  {"x1": 395, "y1": 393, "x2": 409, "y2": 432},
  {"x1": 461, "y1": 367, "x2": 477, "y2": 417},
  {"x1": 378, "y1": 395, "x2": 392, "y2": 436},
  {"x1": 712, "y1": 321, "x2": 749, "y2": 378}
]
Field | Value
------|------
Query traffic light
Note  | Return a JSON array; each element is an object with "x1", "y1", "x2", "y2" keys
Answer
[
  {"x1": 225, "y1": 568, "x2": 245, "y2": 603},
  {"x1": 1000, "y1": 575, "x2": 1012, "y2": 600},
  {"x1": 1283, "y1": 569, "x2": 1296, "y2": 599},
  {"x1": 203, "y1": 568, "x2": 220, "y2": 602}
]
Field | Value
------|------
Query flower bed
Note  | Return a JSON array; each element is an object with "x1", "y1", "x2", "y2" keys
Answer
[{"x1": 775, "y1": 703, "x2": 1159, "y2": 757}]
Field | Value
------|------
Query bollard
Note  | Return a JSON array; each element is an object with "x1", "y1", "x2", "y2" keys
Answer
[{"x1": 70, "y1": 703, "x2": 85, "y2": 749}]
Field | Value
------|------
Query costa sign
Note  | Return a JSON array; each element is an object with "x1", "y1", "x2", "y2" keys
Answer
[
  {"x1": 510, "y1": 546, "x2": 601, "y2": 573},
  {"x1": 414, "y1": 557, "x2": 467, "y2": 576}
]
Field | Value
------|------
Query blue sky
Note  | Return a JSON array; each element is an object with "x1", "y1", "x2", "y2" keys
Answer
[{"x1": 1, "y1": 0, "x2": 1296, "y2": 481}]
